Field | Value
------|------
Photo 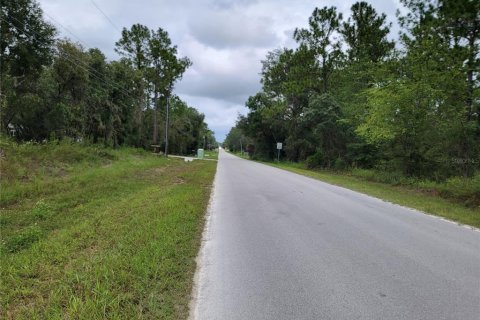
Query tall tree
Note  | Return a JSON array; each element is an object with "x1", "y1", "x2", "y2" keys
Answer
[
  {"x1": 115, "y1": 24, "x2": 151, "y2": 70},
  {"x1": 332, "y1": 1, "x2": 395, "y2": 161},
  {"x1": 341, "y1": 1, "x2": 394, "y2": 63},
  {"x1": 115, "y1": 24, "x2": 151, "y2": 146},
  {"x1": 51, "y1": 40, "x2": 89, "y2": 139},
  {"x1": 393, "y1": 0, "x2": 480, "y2": 176},
  {"x1": 108, "y1": 59, "x2": 143, "y2": 146},
  {"x1": 0, "y1": 0, "x2": 56, "y2": 136},
  {"x1": 294, "y1": 6, "x2": 343, "y2": 93},
  {"x1": 260, "y1": 47, "x2": 318, "y2": 160},
  {"x1": 147, "y1": 28, "x2": 191, "y2": 145}
]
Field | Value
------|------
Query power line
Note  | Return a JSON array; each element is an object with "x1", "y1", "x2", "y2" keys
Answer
[
  {"x1": 90, "y1": 0, "x2": 122, "y2": 33},
  {"x1": 42, "y1": 12, "x2": 89, "y2": 48},
  {"x1": 8, "y1": 14, "x2": 141, "y2": 102},
  {"x1": 40, "y1": 12, "x2": 122, "y2": 83},
  {"x1": 36, "y1": 11, "x2": 148, "y2": 104},
  {"x1": 6, "y1": 17, "x2": 140, "y2": 106},
  {"x1": 41, "y1": 11, "x2": 122, "y2": 82}
]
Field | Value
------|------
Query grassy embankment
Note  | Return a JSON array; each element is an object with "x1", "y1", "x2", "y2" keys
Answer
[
  {"x1": 233, "y1": 152, "x2": 480, "y2": 228},
  {"x1": 0, "y1": 139, "x2": 216, "y2": 319}
]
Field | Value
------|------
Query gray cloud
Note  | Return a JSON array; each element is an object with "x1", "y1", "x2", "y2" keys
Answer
[
  {"x1": 210, "y1": 0, "x2": 258, "y2": 10},
  {"x1": 188, "y1": 11, "x2": 279, "y2": 49},
  {"x1": 177, "y1": 95, "x2": 247, "y2": 141},
  {"x1": 177, "y1": 73, "x2": 260, "y2": 104}
]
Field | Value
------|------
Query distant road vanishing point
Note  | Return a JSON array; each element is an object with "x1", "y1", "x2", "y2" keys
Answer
[{"x1": 190, "y1": 150, "x2": 480, "y2": 320}]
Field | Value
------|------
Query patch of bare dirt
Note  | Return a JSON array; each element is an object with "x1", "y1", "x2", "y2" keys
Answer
[{"x1": 174, "y1": 177, "x2": 186, "y2": 184}]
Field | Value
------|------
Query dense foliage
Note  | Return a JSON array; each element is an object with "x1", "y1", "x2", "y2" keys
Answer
[
  {"x1": 226, "y1": 0, "x2": 479, "y2": 180},
  {"x1": 0, "y1": 0, "x2": 216, "y2": 154}
]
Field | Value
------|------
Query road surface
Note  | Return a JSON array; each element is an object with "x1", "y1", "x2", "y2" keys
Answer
[{"x1": 190, "y1": 150, "x2": 480, "y2": 320}]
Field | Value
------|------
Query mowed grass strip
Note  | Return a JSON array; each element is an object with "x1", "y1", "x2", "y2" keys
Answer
[
  {"x1": 0, "y1": 143, "x2": 216, "y2": 319},
  {"x1": 245, "y1": 159, "x2": 480, "y2": 228}
]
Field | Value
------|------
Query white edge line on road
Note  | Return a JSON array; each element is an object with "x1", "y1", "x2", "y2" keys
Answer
[
  {"x1": 232, "y1": 153, "x2": 480, "y2": 234},
  {"x1": 188, "y1": 162, "x2": 219, "y2": 320}
]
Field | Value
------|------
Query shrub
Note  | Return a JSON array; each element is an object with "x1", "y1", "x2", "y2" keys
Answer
[
  {"x1": 334, "y1": 157, "x2": 347, "y2": 171},
  {"x1": 305, "y1": 150, "x2": 325, "y2": 169},
  {"x1": 437, "y1": 174, "x2": 480, "y2": 207}
]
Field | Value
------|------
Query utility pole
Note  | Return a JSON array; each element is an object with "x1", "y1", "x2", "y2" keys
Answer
[
  {"x1": 164, "y1": 95, "x2": 169, "y2": 157},
  {"x1": 152, "y1": 85, "x2": 158, "y2": 144}
]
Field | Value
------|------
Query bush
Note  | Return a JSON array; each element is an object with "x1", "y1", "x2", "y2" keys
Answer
[
  {"x1": 305, "y1": 150, "x2": 325, "y2": 169},
  {"x1": 334, "y1": 157, "x2": 347, "y2": 171},
  {"x1": 436, "y1": 174, "x2": 480, "y2": 207}
]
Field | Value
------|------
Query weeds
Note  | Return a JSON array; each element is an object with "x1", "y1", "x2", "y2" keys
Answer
[
  {"x1": 0, "y1": 139, "x2": 216, "y2": 319},
  {"x1": 3, "y1": 225, "x2": 42, "y2": 253},
  {"x1": 349, "y1": 169, "x2": 480, "y2": 208}
]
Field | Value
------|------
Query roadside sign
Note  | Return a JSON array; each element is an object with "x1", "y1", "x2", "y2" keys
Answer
[{"x1": 276, "y1": 142, "x2": 282, "y2": 162}]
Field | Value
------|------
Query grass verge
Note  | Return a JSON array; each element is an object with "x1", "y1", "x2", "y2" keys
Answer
[
  {"x1": 203, "y1": 149, "x2": 219, "y2": 160},
  {"x1": 231, "y1": 151, "x2": 479, "y2": 228},
  {"x1": 0, "y1": 139, "x2": 216, "y2": 319}
]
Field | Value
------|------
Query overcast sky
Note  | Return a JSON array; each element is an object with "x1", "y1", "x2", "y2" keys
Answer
[{"x1": 38, "y1": 0, "x2": 403, "y2": 141}]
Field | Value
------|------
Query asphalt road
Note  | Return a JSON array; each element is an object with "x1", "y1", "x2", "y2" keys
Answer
[{"x1": 190, "y1": 150, "x2": 480, "y2": 320}]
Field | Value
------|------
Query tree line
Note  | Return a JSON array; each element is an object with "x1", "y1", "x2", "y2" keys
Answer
[
  {"x1": 1, "y1": 0, "x2": 216, "y2": 154},
  {"x1": 225, "y1": 0, "x2": 479, "y2": 179}
]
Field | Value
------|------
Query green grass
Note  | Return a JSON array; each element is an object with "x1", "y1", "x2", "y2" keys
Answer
[
  {"x1": 347, "y1": 168, "x2": 480, "y2": 208},
  {"x1": 203, "y1": 149, "x2": 219, "y2": 160},
  {"x1": 230, "y1": 150, "x2": 479, "y2": 228},
  {"x1": 0, "y1": 139, "x2": 216, "y2": 319}
]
